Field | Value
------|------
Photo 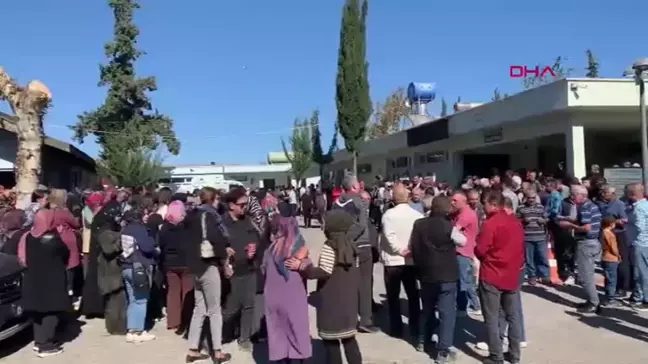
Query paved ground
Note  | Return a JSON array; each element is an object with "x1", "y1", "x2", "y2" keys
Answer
[{"x1": 2, "y1": 227, "x2": 648, "y2": 364}]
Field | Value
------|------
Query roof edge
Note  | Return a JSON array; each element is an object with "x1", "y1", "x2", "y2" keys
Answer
[{"x1": 0, "y1": 112, "x2": 96, "y2": 167}]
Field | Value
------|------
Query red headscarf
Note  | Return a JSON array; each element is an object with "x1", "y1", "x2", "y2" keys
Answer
[
  {"x1": 87, "y1": 192, "x2": 104, "y2": 211},
  {"x1": 17, "y1": 209, "x2": 56, "y2": 266}
]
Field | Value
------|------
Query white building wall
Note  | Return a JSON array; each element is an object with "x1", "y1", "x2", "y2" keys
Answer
[{"x1": 326, "y1": 79, "x2": 644, "y2": 186}]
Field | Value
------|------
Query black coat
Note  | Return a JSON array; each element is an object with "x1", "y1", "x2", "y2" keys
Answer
[
  {"x1": 410, "y1": 214, "x2": 459, "y2": 283},
  {"x1": 22, "y1": 233, "x2": 71, "y2": 313},
  {"x1": 158, "y1": 221, "x2": 190, "y2": 269},
  {"x1": 81, "y1": 201, "x2": 121, "y2": 317}
]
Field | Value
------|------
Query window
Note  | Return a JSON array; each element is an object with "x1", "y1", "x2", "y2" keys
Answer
[
  {"x1": 228, "y1": 175, "x2": 248, "y2": 182},
  {"x1": 395, "y1": 156, "x2": 409, "y2": 168},
  {"x1": 426, "y1": 151, "x2": 447, "y2": 163},
  {"x1": 358, "y1": 164, "x2": 372, "y2": 174}
]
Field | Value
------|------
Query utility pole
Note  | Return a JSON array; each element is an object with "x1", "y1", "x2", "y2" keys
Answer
[{"x1": 632, "y1": 58, "x2": 648, "y2": 191}]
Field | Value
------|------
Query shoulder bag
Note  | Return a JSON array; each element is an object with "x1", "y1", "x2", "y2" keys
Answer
[{"x1": 200, "y1": 212, "x2": 216, "y2": 258}]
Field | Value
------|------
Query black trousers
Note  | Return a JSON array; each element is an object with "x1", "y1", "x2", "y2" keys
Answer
[
  {"x1": 549, "y1": 222, "x2": 575, "y2": 279},
  {"x1": 223, "y1": 273, "x2": 256, "y2": 343},
  {"x1": 615, "y1": 231, "x2": 634, "y2": 292},
  {"x1": 33, "y1": 312, "x2": 61, "y2": 350},
  {"x1": 357, "y1": 248, "x2": 374, "y2": 327},
  {"x1": 384, "y1": 265, "x2": 420, "y2": 337},
  {"x1": 323, "y1": 337, "x2": 362, "y2": 364}
]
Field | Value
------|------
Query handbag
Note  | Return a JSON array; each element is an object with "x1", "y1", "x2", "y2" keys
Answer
[{"x1": 200, "y1": 212, "x2": 216, "y2": 258}]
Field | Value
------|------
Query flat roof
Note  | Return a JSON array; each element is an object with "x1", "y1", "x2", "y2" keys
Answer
[{"x1": 0, "y1": 112, "x2": 95, "y2": 166}]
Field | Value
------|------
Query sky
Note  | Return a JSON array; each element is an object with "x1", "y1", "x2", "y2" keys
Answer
[{"x1": 1, "y1": 0, "x2": 645, "y2": 166}]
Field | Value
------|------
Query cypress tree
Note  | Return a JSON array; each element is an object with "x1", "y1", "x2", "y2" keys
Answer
[
  {"x1": 72, "y1": 0, "x2": 180, "y2": 171},
  {"x1": 335, "y1": 0, "x2": 371, "y2": 175}
]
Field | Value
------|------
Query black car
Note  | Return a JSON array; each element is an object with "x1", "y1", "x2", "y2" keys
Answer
[{"x1": 0, "y1": 253, "x2": 30, "y2": 341}]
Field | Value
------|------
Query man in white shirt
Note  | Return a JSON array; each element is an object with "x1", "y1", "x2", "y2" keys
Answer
[
  {"x1": 380, "y1": 183, "x2": 423, "y2": 339},
  {"x1": 287, "y1": 186, "x2": 298, "y2": 216}
]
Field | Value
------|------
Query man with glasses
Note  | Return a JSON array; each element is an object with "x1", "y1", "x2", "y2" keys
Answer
[{"x1": 221, "y1": 188, "x2": 259, "y2": 351}]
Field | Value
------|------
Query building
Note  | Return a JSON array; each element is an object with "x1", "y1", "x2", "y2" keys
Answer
[
  {"x1": 164, "y1": 154, "x2": 320, "y2": 191},
  {"x1": 326, "y1": 78, "x2": 645, "y2": 186},
  {"x1": 0, "y1": 112, "x2": 96, "y2": 189}
]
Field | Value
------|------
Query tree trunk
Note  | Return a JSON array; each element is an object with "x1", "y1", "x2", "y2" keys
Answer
[
  {"x1": 352, "y1": 151, "x2": 358, "y2": 176},
  {"x1": 0, "y1": 67, "x2": 51, "y2": 209}
]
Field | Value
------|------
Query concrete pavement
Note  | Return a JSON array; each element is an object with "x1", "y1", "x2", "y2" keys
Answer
[{"x1": 1, "y1": 227, "x2": 647, "y2": 364}]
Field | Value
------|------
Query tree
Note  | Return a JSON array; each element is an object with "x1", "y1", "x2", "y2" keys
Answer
[
  {"x1": 0, "y1": 68, "x2": 51, "y2": 208},
  {"x1": 523, "y1": 56, "x2": 574, "y2": 89},
  {"x1": 336, "y1": 0, "x2": 371, "y2": 175},
  {"x1": 440, "y1": 98, "x2": 448, "y2": 117},
  {"x1": 71, "y1": 0, "x2": 180, "y2": 174},
  {"x1": 491, "y1": 88, "x2": 502, "y2": 101},
  {"x1": 282, "y1": 118, "x2": 313, "y2": 185},
  {"x1": 311, "y1": 110, "x2": 338, "y2": 180},
  {"x1": 99, "y1": 145, "x2": 169, "y2": 188},
  {"x1": 366, "y1": 88, "x2": 407, "y2": 139},
  {"x1": 585, "y1": 49, "x2": 600, "y2": 78}
]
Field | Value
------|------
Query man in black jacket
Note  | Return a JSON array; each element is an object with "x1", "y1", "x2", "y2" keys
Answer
[
  {"x1": 221, "y1": 188, "x2": 260, "y2": 352},
  {"x1": 332, "y1": 174, "x2": 378, "y2": 333},
  {"x1": 410, "y1": 196, "x2": 466, "y2": 363}
]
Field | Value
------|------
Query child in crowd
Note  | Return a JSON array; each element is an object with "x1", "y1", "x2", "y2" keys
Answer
[{"x1": 601, "y1": 216, "x2": 622, "y2": 306}]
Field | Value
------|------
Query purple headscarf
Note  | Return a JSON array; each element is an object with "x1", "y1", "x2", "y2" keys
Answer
[{"x1": 271, "y1": 216, "x2": 305, "y2": 280}]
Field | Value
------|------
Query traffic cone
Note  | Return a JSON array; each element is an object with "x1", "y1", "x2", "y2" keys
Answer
[{"x1": 547, "y1": 233, "x2": 563, "y2": 285}]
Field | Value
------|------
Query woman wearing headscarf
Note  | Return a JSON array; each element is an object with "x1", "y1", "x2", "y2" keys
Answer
[
  {"x1": 82, "y1": 192, "x2": 104, "y2": 274},
  {"x1": 81, "y1": 199, "x2": 122, "y2": 319},
  {"x1": 120, "y1": 205, "x2": 158, "y2": 343},
  {"x1": 158, "y1": 201, "x2": 192, "y2": 332},
  {"x1": 49, "y1": 189, "x2": 82, "y2": 298},
  {"x1": 19, "y1": 210, "x2": 70, "y2": 357},
  {"x1": 261, "y1": 215, "x2": 311, "y2": 364},
  {"x1": 285, "y1": 209, "x2": 362, "y2": 364},
  {"x1": 0, "y1": 209, "x2": 27, "y2": 255}
]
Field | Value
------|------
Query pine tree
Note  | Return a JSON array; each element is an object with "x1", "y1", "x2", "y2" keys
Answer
[
  {"x1": 311, "y1": 110, "x2": 338, "y2": 181},
  {"x1": 99, "y1": 145, "x2": 169, "y2": 188},
  {"x1": 71, "y1": 0, "x2": 180, "y2": 180},
  {"x1": 440, "y1": 98, "x2": 448, "y2": 117},
  {"x1": 585, "y1": 49, "x2": 600, "y2": 78},
  {"x1": 335, "y1": 0, "x2": 371, "y2": 175},
  {"x1": 282, "y1": 118, "x2": 313, "y2": 185}
]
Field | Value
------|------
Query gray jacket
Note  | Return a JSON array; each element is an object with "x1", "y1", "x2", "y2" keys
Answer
[{"x1": 333, "y1": 192, "x2": 371, "y2": 249}]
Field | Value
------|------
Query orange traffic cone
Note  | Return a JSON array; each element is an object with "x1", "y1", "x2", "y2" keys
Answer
[{"x1": 547, "y1": 233, "x2": 563, "y2": 285}]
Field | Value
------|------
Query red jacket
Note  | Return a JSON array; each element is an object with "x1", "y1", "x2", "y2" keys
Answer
[{"x1": 475, "y1": 211, "x2": 524, "y2": 291}]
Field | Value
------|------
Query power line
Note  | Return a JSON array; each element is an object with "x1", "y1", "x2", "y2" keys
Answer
[{"x1": 47, "y1": 122, "x2": 319, "y2": 142}]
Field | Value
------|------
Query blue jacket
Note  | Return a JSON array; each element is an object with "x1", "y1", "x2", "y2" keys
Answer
[{"x1": 120, "y1": 222, "x2": 157, "y2": 268}]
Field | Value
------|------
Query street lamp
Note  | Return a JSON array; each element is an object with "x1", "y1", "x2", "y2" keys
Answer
[{"x1": 632, "y1": 58, "x2": 648, "y2": 191}]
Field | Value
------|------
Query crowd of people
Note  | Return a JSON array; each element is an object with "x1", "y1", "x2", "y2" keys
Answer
[{"x1": 0, "y1": 165, "x2": 647, "y2": 364}]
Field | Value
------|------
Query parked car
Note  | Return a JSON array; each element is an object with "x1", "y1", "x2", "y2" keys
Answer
[{"x1": 0, "y1": 253, "x2": 30, "y2": 341}]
